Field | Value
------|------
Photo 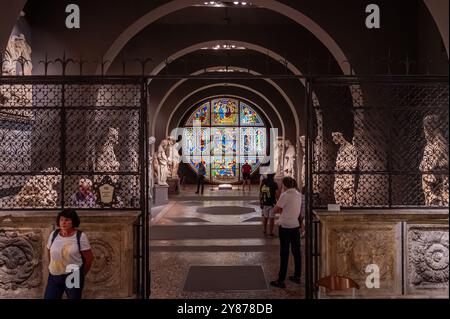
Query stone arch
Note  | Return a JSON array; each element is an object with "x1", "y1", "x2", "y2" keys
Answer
[
  {"x1": 153, "y1": 66, "x2": 292, "y2": 140},
  {"x1": 97, "y1": 0, "x2": 353, "y2": 75}
]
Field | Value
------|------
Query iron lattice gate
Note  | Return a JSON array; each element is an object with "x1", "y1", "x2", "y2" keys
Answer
[
  {"x1": 0, "y1": 77, "x2": 149, "y2": 298},
  {"x1": 304, "y1": 76, "x2": 449, "y2": 298}
]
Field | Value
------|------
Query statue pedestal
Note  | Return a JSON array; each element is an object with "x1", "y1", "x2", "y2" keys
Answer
[
  {"x1": 153, "y1": 185, "x2": 169, "y2": 206},
  {"x1": 167, "y1": 177, "x2": 180, "y2": 195}
]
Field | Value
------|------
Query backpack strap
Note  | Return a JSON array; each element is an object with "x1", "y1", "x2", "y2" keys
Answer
[
  {"x1": 76, "y1": 230, "x2": 86, "y2": 266},
  {"x1": 50, "y1": 229, "x2": 60, "y2": 247},
  {"x1": 76, "y1": 230, "x2": 82, "y2": 253}
]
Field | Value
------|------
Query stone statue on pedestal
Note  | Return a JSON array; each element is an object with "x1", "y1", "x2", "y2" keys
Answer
[
  {"x1": 15, "y1": 167, "x2": 61, "y2": 207},
  {"x1": 332, "y1": 132, "x2": 358, "y2": 206},
  {"x1": 155, "y1": 138, "x2": 170, "y2": 186},
  {"x1": 148, "y1": 136, "x2": 156, "y2": 191},
  {"x1": 167, "y1": 137, "x2": 181, "y2": 179},
  {"x1": 299, "y1": 135, "x2": 306, "y2": 187},
  {"x1": 95, "y1": 127, "x2": 120, "y2": 184},
  {"x1": 283, "y1": 139, "x2": 296, "y2": 178},
  {"x1": 274, "y1": 137, "x2": 284, "y2": 176},
  {"x1": 420, "y1": 115, "x2": 449, "y2": 206}
]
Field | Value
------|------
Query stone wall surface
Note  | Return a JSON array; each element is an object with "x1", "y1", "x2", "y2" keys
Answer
[
  {"x1": 315, "y1": 209, "x2": 449, "y2": 298},
  {"x1": 0, "y1": 211, "x2": 140, "y2": 299}
]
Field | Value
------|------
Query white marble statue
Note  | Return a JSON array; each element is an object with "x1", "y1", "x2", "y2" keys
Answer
[
  {"x1": 419, "y1": 115, "x2": 449, "y2": 206},
  {"x1": 274, "y1": 137, "x2": 284, "y2": 176},
  {"x1": 155, "y1": 138, "x2": 170, "y2": 186},
  {"x1": 332, "y1": 132, "x2": 358, "y2": 206},
  {"x1": 15, "y1": 167, "x2": 61, "y2": 207},
  {"x1": 299, "y1": 135, "x2": 306, "y2": 187},
  {"x1": 283, "y1": 139, "x2": 296, "y2": 178},
  {"x1": 167, "y1": 137, "x2": 181, "y2": 179},
  {"x1": 148, "y1": 136, "x2": 156, "y2": 191},
  {"x1": 95, "y1": 127, "x2": 120, "y2": 183},
  {"x1": 2, "y1": 34, "x2": 32, "y2": 76}
]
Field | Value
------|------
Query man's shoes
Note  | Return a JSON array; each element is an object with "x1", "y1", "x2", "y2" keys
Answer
[
  {"x1": 270, "y1": 280, "x2": 286, "y2": 288},
  {"x1": 288, "y1": 276, "x2": 301, "y2": 284},
  {"x1": 195, "y1": 191, "x2": 199, "y2": 194}
]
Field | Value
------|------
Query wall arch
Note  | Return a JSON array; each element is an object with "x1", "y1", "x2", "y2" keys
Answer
[{"x1": 97, "y1": 0, "x2": 353, "y2": 75}]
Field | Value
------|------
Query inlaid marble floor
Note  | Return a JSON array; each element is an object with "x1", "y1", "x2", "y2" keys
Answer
[{"x1": 149, "y1": 199, "x2": 305, "y2": 299}]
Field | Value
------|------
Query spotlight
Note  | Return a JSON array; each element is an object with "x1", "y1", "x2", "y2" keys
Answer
[
  {"x1": 233, "y1": 1, "x2": 239, "y2": 4},
  {"x1": 242, "y1": 2, "x2": 247, "y2": 5}
]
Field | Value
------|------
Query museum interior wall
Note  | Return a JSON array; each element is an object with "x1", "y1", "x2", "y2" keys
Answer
[{"x1": 0, "y1": 0, "x2": 448, "y2": 298}]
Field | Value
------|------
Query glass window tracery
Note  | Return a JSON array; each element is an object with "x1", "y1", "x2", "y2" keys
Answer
[{"x1": 183, "y1": 98, "x2": 267, "y2": 183}]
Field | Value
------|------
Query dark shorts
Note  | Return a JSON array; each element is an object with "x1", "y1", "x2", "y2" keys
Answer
[{"x1": 243, "y1": 173, "x2": 251, "y2": 179}]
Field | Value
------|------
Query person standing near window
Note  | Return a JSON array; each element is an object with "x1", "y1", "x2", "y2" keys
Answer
[
  {"x1": 241, "y1": 160, "x2": 252, "y2": 191},
  {"x1": 196, "y1": 161, "x2": 206, "y2": 195},
  {"x1": 44, "y1": 209, "x2": 94, "y2": 299}
]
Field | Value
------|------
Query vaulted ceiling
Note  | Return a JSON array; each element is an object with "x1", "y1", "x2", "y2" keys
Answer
[{"x1": 1, "y1": 0, "x2": 448, "y2": 142}]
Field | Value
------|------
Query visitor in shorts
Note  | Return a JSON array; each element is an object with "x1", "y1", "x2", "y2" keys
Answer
[{"x1": 259, "y1": 173, "x2": 279, "y2": 236}]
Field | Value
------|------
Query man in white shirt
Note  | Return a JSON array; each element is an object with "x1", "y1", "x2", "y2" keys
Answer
[{"x1": 270, "y1": 176, "x2": 303, "y2": 288}]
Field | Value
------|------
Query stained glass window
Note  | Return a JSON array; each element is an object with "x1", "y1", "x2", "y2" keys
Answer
[
  {"x1": 184, "y1": 97, "x2": 267, "y2": 183},
  {"x1": 187, "y1": 102, "x2": 210, "y2": 126},
  {"x1": 212, "y1": 98, "x2": 238, "y2": 126},
  {"x1": 240, "y1": 127, "x2": 266, "y2": 156},
  {"x1": 211, "y1": 128, "x2": 238, "y2": 155},
  {"x1": 240, "y1": 102, "x2": 263, "y2": 126},
  {"x1": 182, "y1": 127, "x2": 210, "y2": 155},
  {"x1": 211, "y1": 156, "x2": 238, "y2": 183}
]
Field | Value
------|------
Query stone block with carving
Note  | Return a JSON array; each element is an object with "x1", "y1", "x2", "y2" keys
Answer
[
  {"x1": 0, "y1": 229, "x2": 44, "y2": 298},
  {"x1": 0, "y1": 211, "x2": 139, "y2": 299},
  {"x1": 406, "y1": 224, "x2": 449, "y2": 297}
]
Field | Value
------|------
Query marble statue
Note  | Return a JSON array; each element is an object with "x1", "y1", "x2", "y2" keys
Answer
[
  {"x1": 283, "y1": 139, "x2": 296, "y2": 178},
  {"x1": 274, "y1": 137, "x2": 284, "y2": 176},
  {"x1": 95, "y1": 127, "x2": 120, "y2": 183},
  {"x1": 167, "y1": 137, "x2": 181, "y2": 179},
  {"x1": 299, "y1": 135, "x2": 306, "y2": 187},
  {"x1": 155, "y1": 138, "x2": 170, "y2": 186},
  {"x1": 332, "y1": 132, "x2": 358, "y2": 206},
  {"x1": 148, "y1": 136, "x2": 156, "y2": 190},
  {"x1": 419, "y1": 115, "x2": 449, "y2": 206},
  {"x1": 2, "y1": 34, "x2": 32, "y2": 76},
  {"x1": 15, "y1": 167, "x2": 61, "y2": 207}
]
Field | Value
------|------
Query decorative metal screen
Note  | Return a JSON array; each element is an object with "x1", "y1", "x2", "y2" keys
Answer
[
  {"x1": 0, "y1": 79, "x2": 143, "y2": 210},
  {"x1": 310, "y1": 78, "x2": 449, "y2": 208}
]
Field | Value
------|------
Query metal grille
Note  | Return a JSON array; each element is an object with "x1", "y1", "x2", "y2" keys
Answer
[
  {"x1": 310, "y1": 78, "x2": 449, "y2": 208},
  {"x1": 0, "y1": 79, "x2": 143, "y2": 210}
]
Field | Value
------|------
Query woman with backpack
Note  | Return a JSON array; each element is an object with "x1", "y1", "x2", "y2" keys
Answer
[{"x1": 44, "y1": 209, "x2": 94, "y2": 299}]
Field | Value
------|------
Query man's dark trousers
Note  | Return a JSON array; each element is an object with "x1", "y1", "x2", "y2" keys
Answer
[{"x1": 278, "y1": 226, "x2": 301, "y2": 282}]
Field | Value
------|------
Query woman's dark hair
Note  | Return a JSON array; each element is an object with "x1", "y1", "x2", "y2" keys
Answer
[
  {"x1": 267, "y1": 173, "x2": 275, "y2": 181},
  {"x1": 282, "y1": 176, "x2": 297, "y2": 189},
  {"x1": 56, "y1": 208, "x2": 80, "y2": 228}
]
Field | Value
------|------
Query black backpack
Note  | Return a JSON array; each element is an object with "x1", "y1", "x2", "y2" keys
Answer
[{"x1": 50, "y1": 229, "x2": 85, "y2": 265}]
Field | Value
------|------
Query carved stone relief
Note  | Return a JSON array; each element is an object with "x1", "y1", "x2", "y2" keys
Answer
[
  {"x1": 407, "y1": 225, "x2": 449, "y2": 295},
  {"x1": 326, "y1": 224, "x2": 401, "y2": 297},
  {"x1": 0, "y1": 229, "x2": 42, "y2": 295},
  {"x1": 82, "y1": 227, "x2": 131, "y2": 298}
]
